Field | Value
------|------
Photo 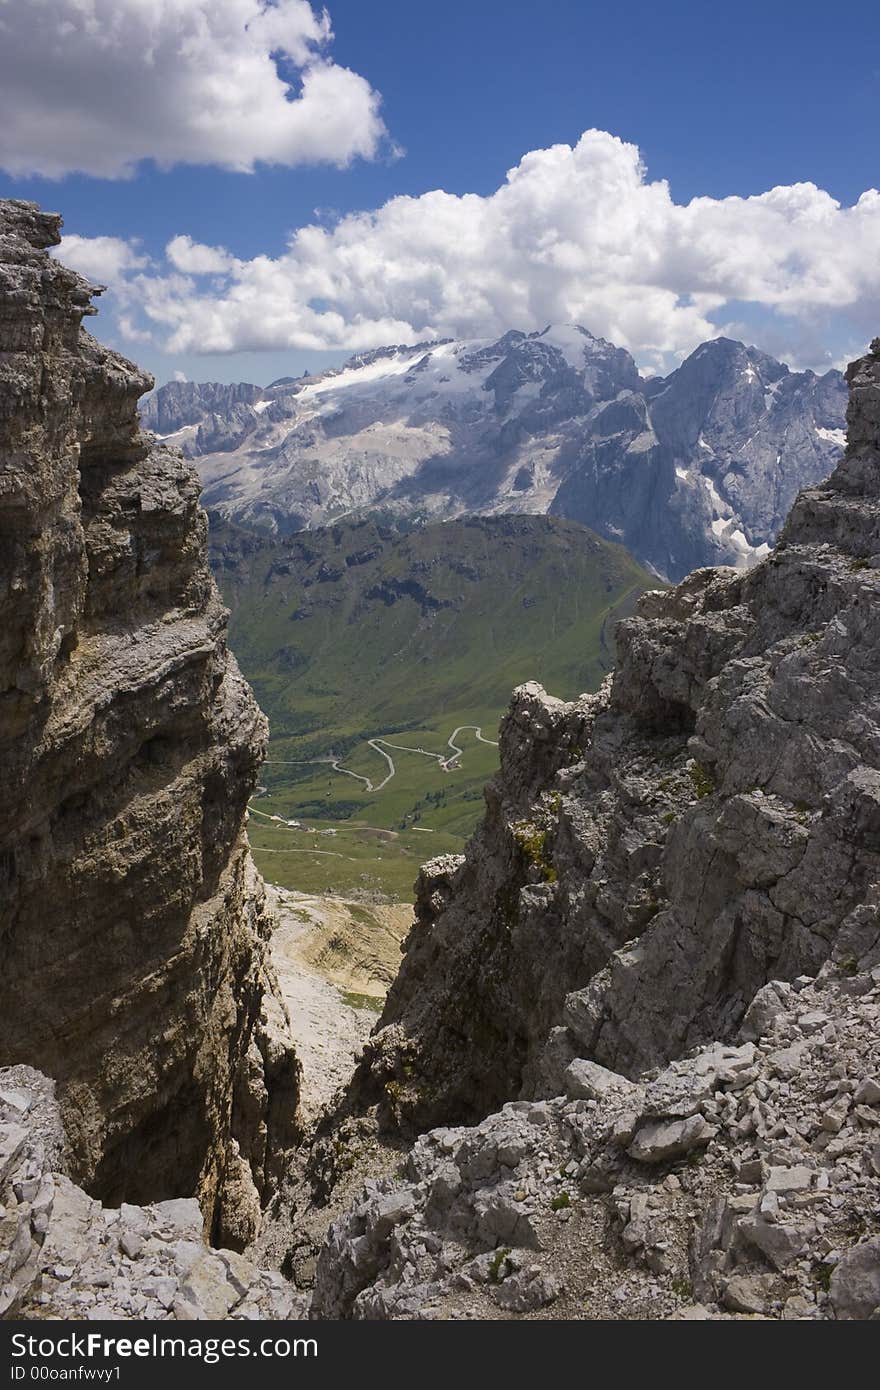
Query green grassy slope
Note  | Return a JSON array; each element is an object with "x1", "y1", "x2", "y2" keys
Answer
[{"x1": 209, "y1": 513, "x2": 656, "y2": 898}]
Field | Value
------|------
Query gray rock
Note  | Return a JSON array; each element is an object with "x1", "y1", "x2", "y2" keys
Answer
[
  {"x1": 492, "y1": 1267, "x2": 562, "y2": 1312},
  {"x1": 738, "y1": 1217, "x2": 813, "y2": 1271},
  {"x1": 562, "y1": 1058, "x2": 638, "y2": 1102},
  {"x1": 628, "y1": 1115, "x2": 717, "y2": 1164},
  {"x1": 722, "y1": 1274, "x2": 776, "y2": 1314},
  {"x1": 854, "y1": 1077, "x2": 880, "y2": 1105},
  {"x1": 765, "y1": 1166, "x2": 813, "y2": 1194},
  {"x1": 829, "y1": 1237, "x2": 880, "y2": 1319}
]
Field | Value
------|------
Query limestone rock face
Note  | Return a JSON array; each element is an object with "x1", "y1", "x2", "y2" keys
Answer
[
  {"x1": 0, "y1": 200, "x2": 299, "y2": 1243},
  {"x1": 0, "y1": 1068, "x2": 306, "y2": 1321},
  {"x1": 349, "y1": 340, "x2": 880, "y2": 1134},
  {"x1": 313, "y1": 963, "x2": 880, "y2": 1320}
]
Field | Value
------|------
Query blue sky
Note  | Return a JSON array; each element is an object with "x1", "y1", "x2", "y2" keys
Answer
[{"x1": 1, "y1": 0, "x2": 878, "y2": 385}]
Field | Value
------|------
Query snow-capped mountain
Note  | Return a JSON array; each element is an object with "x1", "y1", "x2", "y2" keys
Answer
[{"x1": 140, "y1": 326, "x2": 847, "y2": 579}]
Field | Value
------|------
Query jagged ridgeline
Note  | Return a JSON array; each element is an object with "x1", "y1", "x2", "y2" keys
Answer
[
  {"x1": 0, "y1": 200, "x2": 300, "y2": 1250},
  {"x1": 144, "y1": 327, "x2": 847, "y2": 582},
  {"x1": 208, "y1": 513, "x2": 655, "y2": 896}
]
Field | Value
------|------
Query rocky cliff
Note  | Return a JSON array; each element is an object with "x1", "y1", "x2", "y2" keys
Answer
[
  {"x1": 0, "y1": 200, "x2": 299, "y2": 1249},
  {"x1": 336, "y1": 336, "x2": 880, "y2": 1149},
  {"x1": 301, "y1": 341, "x2": 880, "y2": 1319},
  {"x1": 0, "y1": 1068, "x2": 307, "y2": 1320}
]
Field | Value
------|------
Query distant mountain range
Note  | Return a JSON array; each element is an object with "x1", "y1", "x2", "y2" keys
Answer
[{"x1": 142, "y1": 326, "x2": 847, "y2": 580}]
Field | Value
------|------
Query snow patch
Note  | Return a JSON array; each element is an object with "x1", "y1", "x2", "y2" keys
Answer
[
  {"x1": 702, "y1": 473, "x2": 766, "y2": 567},
  {"x1": 816, "y1": 426, "x2": 846, "y2": 447},
  {"x1": 296, "y1": 351, "x2": 428, "y2": 400},
  {"x1": 765, "y1": 378, "x2": 783, "y2": 404},
  {"x1": 154, "y1": 423, "x2": 198, "y2": 440},
  {"x1": 535, "y1": 324, "x2": 593, "y2": 372}
]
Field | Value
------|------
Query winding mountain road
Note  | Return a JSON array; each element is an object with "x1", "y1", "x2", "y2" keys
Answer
[
  {"x1": 265, "y1": 756, "x2": 375, "y2": 791},
  {"x1": 264, "y1": 723, "x2": 499, "y2": 799},
  {"x1": 444, "y1": 725, "x2": 498, "y2": 767}
]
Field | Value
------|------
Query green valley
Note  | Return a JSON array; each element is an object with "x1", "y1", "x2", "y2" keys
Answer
[{"x1": 209, "y1": 513, "x2": 656, "y2": 899}]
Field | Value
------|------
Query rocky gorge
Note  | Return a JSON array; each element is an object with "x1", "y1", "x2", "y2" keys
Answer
[{"x1": 1, "y1": 199, "x2": 880, "y2": 1321}]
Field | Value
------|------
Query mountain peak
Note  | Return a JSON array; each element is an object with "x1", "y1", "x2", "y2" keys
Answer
[{"x1": 140, "y1": 324, "x2": 847, "y2": 580}]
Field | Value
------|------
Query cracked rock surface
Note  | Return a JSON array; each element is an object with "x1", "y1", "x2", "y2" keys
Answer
[
  {"x1": 0, "y1": 1070, "x2": 305, "y2": 1321},
  {"x1": 0, "y1": 200, "x2": 300, "y2": 1246},
  {"x1": 312, "y1": 959, "x2": 880, "y2": 1319}
]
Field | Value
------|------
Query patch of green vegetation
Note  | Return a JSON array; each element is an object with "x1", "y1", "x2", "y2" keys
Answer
[
  {"x1": 849, "y1": 557, "x2": 870, "y2": 571},
  {"x1": 330, "y1": 1135, "x2": 360, "y2": 1176},
  {"x1": 512, "y1": 821, "x2": 557, "y2": 882},
  {"x1": 687, "y1": 760, "x2": 716, "y2": 799},
  {"x1": 294, "y1": 798, "x2": 364, "y2": 820},
  {"x1": 341, "y1": 990, "x2": 385, "y2": 1012},
  {"x1": 213, "y1": 514, "x2": 655, "y2": 899},
  {"x1": 249, "y1": 817, "x2": 466, "y2": 900},
  {"x1": 671, "y1": 1277, "x2": 694, "y2": 1300},
  {"x1": 550, "y1": 1191, "x2": 571, "y2": 1211},
  {"x1": 660, "y1": 810, "x2": 677, "y2": 825},
  {"x1": 488, "y1": 1248, "x2": 513, "y2": 1284},
  {"x1": 837, "y1": 956, "x2": 859, "y2": 977}
]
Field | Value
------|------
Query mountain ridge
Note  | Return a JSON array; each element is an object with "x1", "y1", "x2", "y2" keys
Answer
[{"x1": 142, "y1": 325, "x2": 846, "y2": 580}]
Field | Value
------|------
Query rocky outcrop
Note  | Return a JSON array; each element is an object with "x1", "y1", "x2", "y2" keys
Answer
[
  {"x1": 308, "y1": 345, "x2": 880, "y2": 1318},
  {"x1": 0, "y1": 1069, "x2": 305, "y2": 1320},
  {"x1": 313, "y1": 959, "x2": 880, "y2": 1319},
  {"x1": 140, "y1": 380, "x2": 268, "y2": 456},
  {"x1": 145, "y1": 328, "x2": 845, "y2": 579},
  {"x1": 346, "y1": 338, "x2": 880, "y2": 1138},
  {"x1": 0, "y1": 200, "x2": 299, "y2": 1246}
]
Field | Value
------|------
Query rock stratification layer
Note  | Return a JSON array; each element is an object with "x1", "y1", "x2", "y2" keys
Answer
[
  {"x1": 0, "y1": 200, "x2": 298, "y2": 1244},
  {"x1": 350, "y1": 339, "x2": 880, "y2": 1135}
]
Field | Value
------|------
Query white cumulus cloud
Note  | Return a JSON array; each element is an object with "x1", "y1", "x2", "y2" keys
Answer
[
  {"x1": 58, "y1": 131, "x2": 880, "y2": 370},
  {"x1": 0, "y1": 0, "x2": 387, "y2": 177},
  {"x1": 54, "y1": 234, "x2": 150, "y2": 284}
]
